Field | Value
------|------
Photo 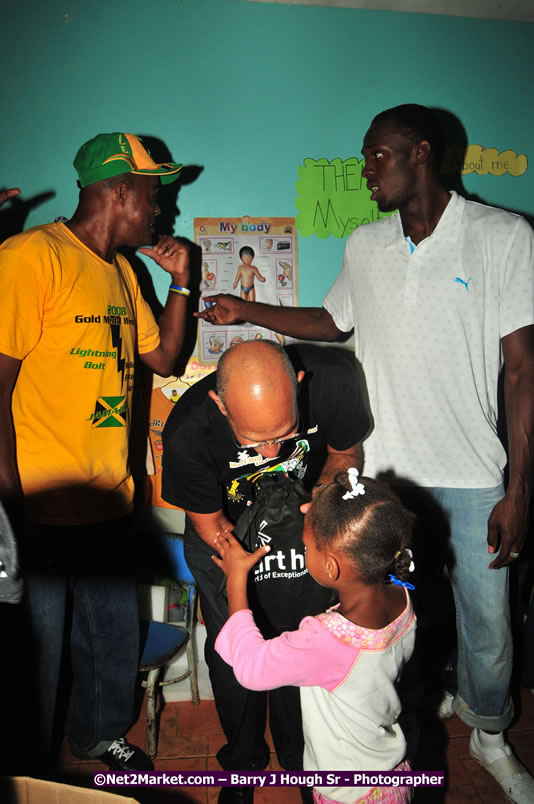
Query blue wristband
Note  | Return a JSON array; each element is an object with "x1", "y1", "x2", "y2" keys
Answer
[{"x1": 169, "y1": 284, "x2": 190, "y2": 297}]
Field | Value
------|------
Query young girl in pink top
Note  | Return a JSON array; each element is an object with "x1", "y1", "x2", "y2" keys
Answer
[{"x1": 213, "y1": 469, "x2": 417, "y2": 804}]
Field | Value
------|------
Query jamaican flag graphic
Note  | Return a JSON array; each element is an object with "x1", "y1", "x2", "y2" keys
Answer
[{"x1": 89, "y1": 395, "x2": 127, "y2": 428}]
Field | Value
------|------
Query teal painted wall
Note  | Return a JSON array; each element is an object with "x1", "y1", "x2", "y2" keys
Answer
[{"x1": 2, "y1": 0, "x2": 533, "y2": 306}]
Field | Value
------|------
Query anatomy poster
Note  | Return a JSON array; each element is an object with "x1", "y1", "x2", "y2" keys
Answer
[{"x1": 195, "y1": 216, "x2": 298, "y2": 363}]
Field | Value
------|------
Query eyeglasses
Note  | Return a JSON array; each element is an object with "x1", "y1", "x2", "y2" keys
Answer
[{"x1": 228, "y1": 408, "x2": 302, "y2": 450}]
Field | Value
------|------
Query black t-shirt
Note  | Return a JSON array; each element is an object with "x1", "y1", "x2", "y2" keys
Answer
[{"x1": 161, "y1": 344, "x2": 371, "y2": 524}]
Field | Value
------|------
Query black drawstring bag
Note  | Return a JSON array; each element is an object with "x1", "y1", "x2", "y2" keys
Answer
[{"x1": 230, "y1": 472, "x2": 337, "y2": 634}]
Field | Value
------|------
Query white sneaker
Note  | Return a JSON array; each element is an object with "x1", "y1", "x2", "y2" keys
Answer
[
  {"x1": 469, "y1": 729, "x2": 534, "y2": 803},
  {"x1": 436, "y1": 689, "x2": 455, "y2": 719}
]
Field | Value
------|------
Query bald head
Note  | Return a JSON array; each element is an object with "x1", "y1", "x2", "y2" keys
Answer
[
  {"x1": 210, "y1": 341, "x2": 300, "y2": 457},
  {"x1": 217, "y1": 341, "x2": 296, "y2": 404}
]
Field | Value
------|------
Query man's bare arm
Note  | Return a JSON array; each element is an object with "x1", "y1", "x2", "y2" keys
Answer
[
  {"x1": 138, "y1": 235, "x2": 190, "y2": 377},
  {"x1": 488, "y1": 324, "x2": 534, "y2": 568},
  {"x1": 195, "y1": 295, "x2": 345, "y2": 342},
  {"x1": 319, "y1": 442, "x2": 364, "y2": 483},
  {"x1": 186, "y1": 509, "x2": 235, "y2": 548},
  {"x1": 0, "y1": 353, "x2": 22, "y2": 499}
]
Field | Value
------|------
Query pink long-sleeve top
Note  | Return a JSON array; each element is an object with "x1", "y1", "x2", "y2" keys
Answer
[{"x1": 216, "y1": 592, "x2": 416, "y2": 804}]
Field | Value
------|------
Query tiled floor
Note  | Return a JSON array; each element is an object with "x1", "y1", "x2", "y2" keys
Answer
[{"x1": 50, "y1": 688, "x2": 534, "y2": 803}]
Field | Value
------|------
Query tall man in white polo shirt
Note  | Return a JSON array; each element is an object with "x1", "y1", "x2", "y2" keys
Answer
[{"x1": 196, "y1": 104, "x2": 534, "y2": 804}]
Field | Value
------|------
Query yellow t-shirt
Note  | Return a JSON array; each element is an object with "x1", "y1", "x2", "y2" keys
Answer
[{"x1": 0, "y1": 222, "x2": 160, "y2": 524}]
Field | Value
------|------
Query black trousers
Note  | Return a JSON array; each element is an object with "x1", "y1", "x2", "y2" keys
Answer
[{"x1": 184, "y1": 519, "x2": 304, "y2": 771}]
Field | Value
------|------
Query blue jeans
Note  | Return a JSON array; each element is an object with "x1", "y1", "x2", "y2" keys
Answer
[
  {"x1": 517, "y1": 557, "x2": 534, "y2": 688},
  {"x1": 20, "y1": 516, "x2": 140, "y2": 762},
  {"x1": 403, "y1": 485, "x2": 513, "y2": 732}
]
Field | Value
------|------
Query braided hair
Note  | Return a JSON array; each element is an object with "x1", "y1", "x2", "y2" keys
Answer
[{"x1": 308, "y1": 471, "x2": 414, "y2": 585}]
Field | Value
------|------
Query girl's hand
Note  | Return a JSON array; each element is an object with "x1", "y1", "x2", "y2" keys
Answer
[{"x1": 212, "y1": 530, "x2": 270, "y2": 578}]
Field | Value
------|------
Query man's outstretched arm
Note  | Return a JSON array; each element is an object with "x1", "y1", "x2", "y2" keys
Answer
[{"x1": 195, "y1": 294, "x2": 346, "y2": 342}]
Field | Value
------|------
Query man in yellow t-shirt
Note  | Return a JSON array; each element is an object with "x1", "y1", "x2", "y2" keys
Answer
[{"x1": 0, "y1": 133, "x2": 190, "y2": 774}]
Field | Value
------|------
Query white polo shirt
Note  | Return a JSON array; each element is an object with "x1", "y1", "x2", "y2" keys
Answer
[{"x1": 323, "y1": 191, "x2": 534, "y2": 487}]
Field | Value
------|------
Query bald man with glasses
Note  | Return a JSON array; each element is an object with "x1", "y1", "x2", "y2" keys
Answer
[{"x1": 162, "y1": 340, "x2": 369, "y2": 803}]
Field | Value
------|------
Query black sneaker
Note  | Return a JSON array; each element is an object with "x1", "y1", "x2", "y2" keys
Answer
[
  {"x1": 300, "y1": 787, "x2": 314, "y2": 804},
  {"x1": 98, "y1": 738, "x2": 154, "y2": 771}
]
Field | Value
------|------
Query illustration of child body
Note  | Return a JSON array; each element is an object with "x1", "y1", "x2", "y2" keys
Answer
[
  {"x1": 213, "y1": 470, "x2": 417, "y2": 804},
  {"x1": 233, "y1": 246, "x2": 265, "y2": 302}
]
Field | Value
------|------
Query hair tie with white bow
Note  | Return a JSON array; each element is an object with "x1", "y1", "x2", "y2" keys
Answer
[
  {"x1": 393, "y1": 548, "x2": 415, "y2": 573},
  {"x1": 342, "y1": 467, "x2": 365, "y2": 500},
  {"x1": 406, "y1": 548, "x2": 415, "y2": 573}
]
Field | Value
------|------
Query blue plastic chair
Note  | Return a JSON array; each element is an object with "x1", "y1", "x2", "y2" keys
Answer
[{"x1": 139, "y1": 535, "x2": 200, "y2": 758}]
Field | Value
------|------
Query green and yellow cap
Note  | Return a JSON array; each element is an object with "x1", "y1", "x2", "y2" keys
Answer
[{"x1": 74, "y1": 132, "x2": 182, "y2": 188}]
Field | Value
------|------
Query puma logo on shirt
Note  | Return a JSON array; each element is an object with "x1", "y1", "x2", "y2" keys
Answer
[{"x1": 455, "y1": 276, "x2": 472, "y2": 291}]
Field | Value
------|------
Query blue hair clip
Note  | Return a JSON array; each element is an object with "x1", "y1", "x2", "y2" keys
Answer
[{"x1": 388, "y1": 574, "x2": 415, "y2": 590}]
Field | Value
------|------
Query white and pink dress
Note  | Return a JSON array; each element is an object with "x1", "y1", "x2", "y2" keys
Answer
[{"x1": 216, "y1": 589, "x2": 416, "y2": 803}]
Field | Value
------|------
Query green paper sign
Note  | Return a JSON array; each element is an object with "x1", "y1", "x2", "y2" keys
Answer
[{"x1": 295, "y1": 157, "x2": 393, "y2": 239}]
